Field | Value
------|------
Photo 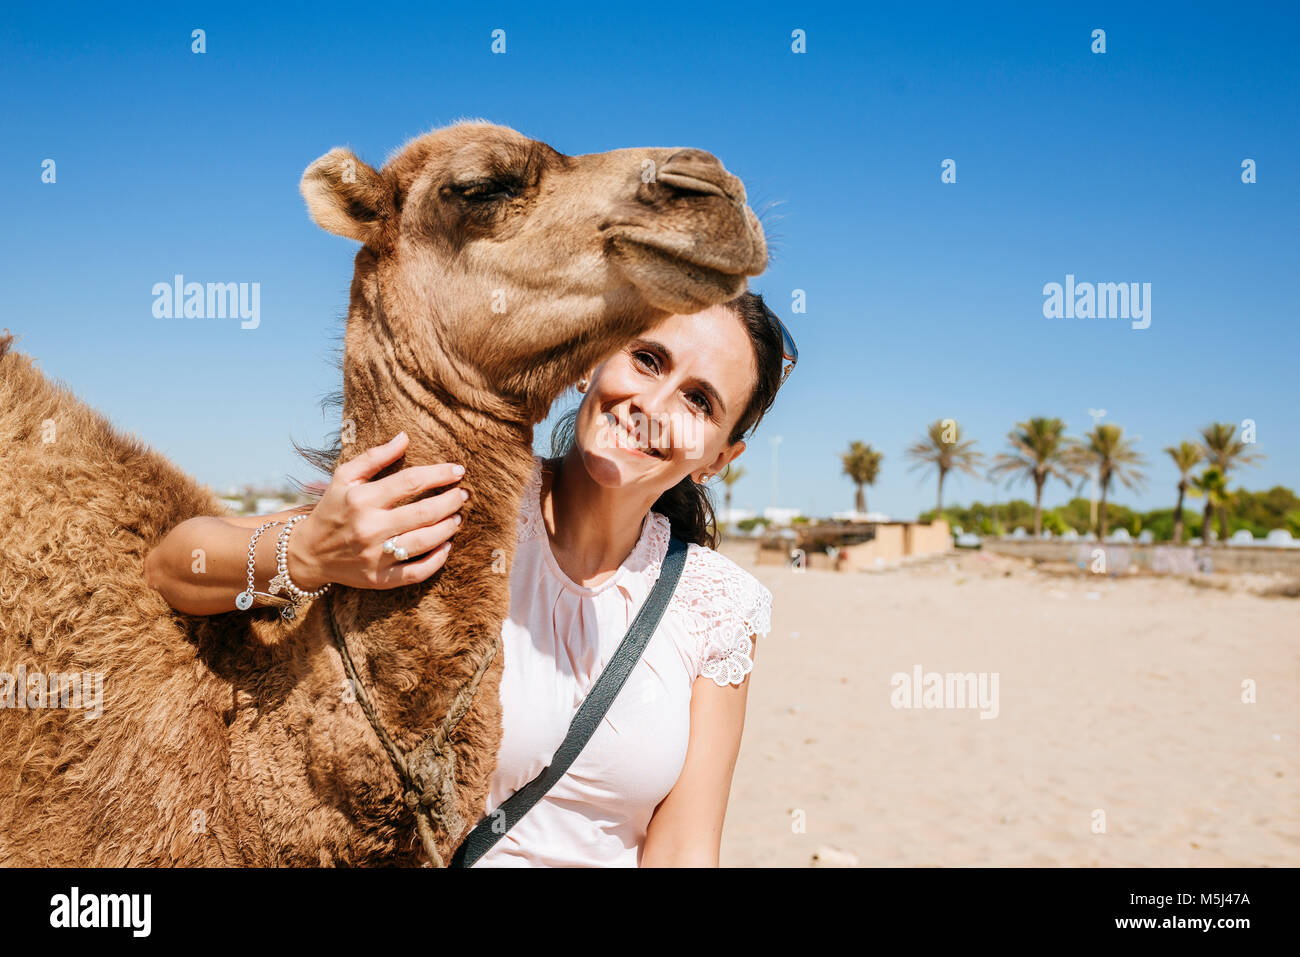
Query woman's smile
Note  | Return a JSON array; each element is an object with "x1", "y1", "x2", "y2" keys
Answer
[{"x1": 602, "y1": 413, "x2": 665, "y2": 458}]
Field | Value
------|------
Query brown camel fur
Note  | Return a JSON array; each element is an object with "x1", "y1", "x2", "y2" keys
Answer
[{"x1": 0, "y1": 120, "x2": 765, "y2": 866}]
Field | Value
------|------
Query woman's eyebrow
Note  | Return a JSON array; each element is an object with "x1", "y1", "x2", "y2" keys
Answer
[{"x1": 632, "y1": 337, "x2": 728, "y2": 418}]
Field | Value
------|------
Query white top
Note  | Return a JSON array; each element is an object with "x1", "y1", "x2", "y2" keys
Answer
[{"x1": 470, "y1": 453, "x2": 773, "y2": 866}]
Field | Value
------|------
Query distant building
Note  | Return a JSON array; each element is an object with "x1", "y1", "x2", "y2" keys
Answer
[
  {"x1": 757, "y1": 517, "x2": 952, "y2": 571},
  {"x1": 830, "y1": 510, "x2": 892, "y2": 523},
  {"x1": 762, "y1": 506, "x2": 803, "y2": 526},
  {"x1": 1228, "y1": 529, "x2": 1300, "y2": 548}
]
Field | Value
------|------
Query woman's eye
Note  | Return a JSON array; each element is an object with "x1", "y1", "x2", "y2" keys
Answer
[{"x1": 631, "y1": 349, "x2": 710, "y2": 415}]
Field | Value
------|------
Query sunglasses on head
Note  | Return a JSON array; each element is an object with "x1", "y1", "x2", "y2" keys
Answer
[{"x1": 762, "y1": 305, "x2": 798, "y2": 387}]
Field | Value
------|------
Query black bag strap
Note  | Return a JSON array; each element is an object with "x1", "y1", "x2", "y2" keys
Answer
[{"x1": 449, "y1": 533, "x2": 689, "y2": 868}]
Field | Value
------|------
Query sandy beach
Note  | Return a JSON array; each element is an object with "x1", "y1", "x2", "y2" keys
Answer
[{"x1": 717, "y1": 544, "x2": 1299, "y2": 867}]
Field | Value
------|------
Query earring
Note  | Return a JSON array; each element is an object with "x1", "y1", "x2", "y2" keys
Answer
[
  {"x1": 698, "y1": 472, "x2": 710, "y2": 483},
  {"x1": 577, "y1": 378, "x2": 588, "y2": 393}
]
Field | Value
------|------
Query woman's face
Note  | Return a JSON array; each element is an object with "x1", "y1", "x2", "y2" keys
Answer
[{"x1": 574, "y1": 303, "x2": 754, "y2": 491}]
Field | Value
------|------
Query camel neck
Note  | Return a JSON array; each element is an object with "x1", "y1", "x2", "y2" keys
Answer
[
  {"x1": 331, "y1": 282, "x2": 539, "y2": 741},
  {"x1": 363, "y1": 271, "x2": 534, "y2": 443},
  {"x1": 332, "y1": 437, "x2": 533, "y2": 741}
]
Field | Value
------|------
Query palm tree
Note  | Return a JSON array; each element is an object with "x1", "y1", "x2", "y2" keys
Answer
[
  {"x1": 1198, "y1": 422, "x2": 1264, "y2": 543},
  {"x1": 717, "y1": 463, "x2": 746, "y2": 540},
  {"x1": 1190, "y1": 466, "x2": 1229, "y2": 543},
  {"x1": 1066, "y1": 423, "x2": 1146, "y2": 539},
  {"x1": 905, "y1": 420, "x2": 983, "y2": 519},
  {"x1": 840, "y1": 441, "x2": 883, "y2": 515},
  {"x1": 1163, "y1": 441, "x2": 1203, "y2": 544},
  {"x1": 988, "y1": 417, "x2": 1072, "y2": 538}
]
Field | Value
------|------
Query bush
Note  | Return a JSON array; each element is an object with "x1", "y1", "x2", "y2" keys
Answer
[
  {"x1": 920, "y1": 486, "x2": 1299, "y2": 541},
  {"x1": 1140, "y1": 509, "x2": 1200, "y2": 541},
  {"x1": 1041, "y1": 510, "x2": 1069, "y2": 536}
]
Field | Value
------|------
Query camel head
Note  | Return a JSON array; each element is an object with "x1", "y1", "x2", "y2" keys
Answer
[{"x1": 300, "y1": 120, "x2": 768, "y2": 430}]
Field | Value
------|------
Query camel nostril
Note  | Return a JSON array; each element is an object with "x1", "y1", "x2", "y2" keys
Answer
[
  {"x1": 658, "y1": 149, "x2": 737, "y2": 201},
  {"x1": 664, "y1": 148, "x2": 720, "y2": 168}
]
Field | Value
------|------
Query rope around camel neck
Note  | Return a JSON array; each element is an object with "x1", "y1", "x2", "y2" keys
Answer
[{"x1": 324, "y1": 588, "x2": 501, "y2": 867}]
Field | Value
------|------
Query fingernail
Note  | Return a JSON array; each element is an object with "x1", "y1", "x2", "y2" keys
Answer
[
  {"x1": 395, "y1": 431, "x2": 407, "y2": 441},
  {"x1": 461, "y1": 488, "x2": 470, "y2": 500},
  {"x1": 452, "y1": 464, "x2": 465, "y2": 476},
  {"x1": 454, "y1": 514, "x2": 462, "y2": 525}
]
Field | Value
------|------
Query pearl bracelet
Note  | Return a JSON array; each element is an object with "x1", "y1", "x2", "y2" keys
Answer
[{"x1": 268, "y1": 515, "x2": 331, "y2": 618}]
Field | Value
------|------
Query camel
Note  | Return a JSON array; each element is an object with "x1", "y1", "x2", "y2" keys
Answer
[{"x1": 0, "y1": 120, "x2": 766, "y2": 866}]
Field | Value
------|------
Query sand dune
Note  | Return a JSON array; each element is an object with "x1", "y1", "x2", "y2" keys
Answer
[{"x1": 717, "y1": 545, "x2": 1299, "y2": 867}]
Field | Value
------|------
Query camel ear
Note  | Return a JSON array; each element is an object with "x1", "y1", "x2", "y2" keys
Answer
[{"x1": 300, "y1": 148, "x2": 395, "y2": 243}]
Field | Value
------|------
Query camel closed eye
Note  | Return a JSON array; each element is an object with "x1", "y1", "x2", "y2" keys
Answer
[{"x1": 450, "y1": 178, "x2": 523, "y2": 202}]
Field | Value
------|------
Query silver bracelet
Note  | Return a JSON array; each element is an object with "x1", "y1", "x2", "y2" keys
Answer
[
  {"x1": 268, "y1": 514, "x2": 331, "y2": 617},
  {"x1": 236, "y1": 521, "x2": 283, "y2": 611}
]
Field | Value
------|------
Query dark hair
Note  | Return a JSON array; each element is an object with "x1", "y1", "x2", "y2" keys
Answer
[
  {"x1": 548, "y1": 290, "x2": 785, "y2": 549},
  {"x1": 292, "y1": 290, "x2": 786, "y2": 550}
]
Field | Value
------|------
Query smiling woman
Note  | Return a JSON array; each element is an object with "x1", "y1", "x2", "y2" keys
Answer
[
  {"x1": 457, "y1": 290, "x2": 788, "y2": 867},
  {"x1": 552, "y1": 293, "x2": 791, "y2": 553}
]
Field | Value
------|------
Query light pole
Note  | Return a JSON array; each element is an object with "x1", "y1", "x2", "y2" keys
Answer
[{"x1": 769, "y1": 435, "x2": 783, "y2": 519}]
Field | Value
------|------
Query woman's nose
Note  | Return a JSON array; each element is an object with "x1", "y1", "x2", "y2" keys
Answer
[{"x1": 621, "y1": 402, "x2": 665, "y2": 448}]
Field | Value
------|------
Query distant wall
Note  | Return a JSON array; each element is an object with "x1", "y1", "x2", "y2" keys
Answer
[
  {"x1": 981, "y1": 540, "x2": 1300, "y2": 575},
  {"x1": 840, "y1": 525, "x2": 905, "y2": 570}
]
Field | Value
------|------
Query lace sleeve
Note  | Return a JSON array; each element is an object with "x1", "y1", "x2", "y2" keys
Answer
[{"x1": 677, "y1": 549, "x2": 772, "y2": 688}]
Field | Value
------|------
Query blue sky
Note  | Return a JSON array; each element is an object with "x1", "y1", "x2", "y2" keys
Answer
[{"x1": 3, "y1": 1, "x2": 1296, "y2": 520}]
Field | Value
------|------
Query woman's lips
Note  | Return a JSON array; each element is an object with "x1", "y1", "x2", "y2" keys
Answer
[{"x1": 604, "y1": 417, "x2": 661, "y2": 458}]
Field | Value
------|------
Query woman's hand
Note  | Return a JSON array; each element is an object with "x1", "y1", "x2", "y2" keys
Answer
[{"x1": 288, "y1": 431, "x2": 467, "y2": 591}]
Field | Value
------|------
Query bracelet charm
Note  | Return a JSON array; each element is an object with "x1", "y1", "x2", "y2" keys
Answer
[{"x1": 238, "y1": 520, "x2": 283, "y2": 613}]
